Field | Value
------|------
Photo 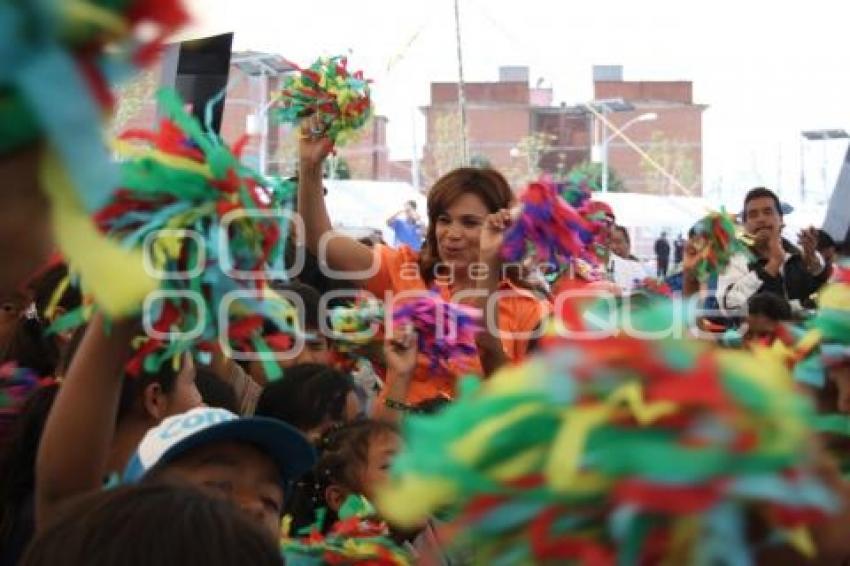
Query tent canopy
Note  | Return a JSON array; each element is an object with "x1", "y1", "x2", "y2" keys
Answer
[{"x1": 593, "y1": 192, "x2": 714, "y2": 230}]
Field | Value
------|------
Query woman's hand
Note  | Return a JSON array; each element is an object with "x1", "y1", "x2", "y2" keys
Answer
[
  {"x1": 384, "y1": 324, "x2": 418, "y2": 379},
  {"x1": 479, "y1": 208, "x2": 513, "y2": 272},
  {"x1": 298, "y1": 114, "x2": 333, "y2": 170}
]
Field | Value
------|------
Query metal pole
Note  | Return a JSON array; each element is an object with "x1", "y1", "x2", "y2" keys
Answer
[
  {"x1": 259, "y1": 70, "x2": 268, "y2": 176},
  {"x1": 411, "y1": 108, "x2": 420, "y2": 190},
  {"x1": 453, "y1": 0, "x2": 469, "y2": 165},
  {"x1": 601, "y1": 111, "x2": 609, "y2": 192}
]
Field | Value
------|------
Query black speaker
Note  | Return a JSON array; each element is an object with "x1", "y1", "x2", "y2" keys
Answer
[
  {"x1": 159, "y1": 33, "x2": 233, "y2": 134},
  {"x1": 824, "y1": 143, "x2": 850, "y2": 246}
]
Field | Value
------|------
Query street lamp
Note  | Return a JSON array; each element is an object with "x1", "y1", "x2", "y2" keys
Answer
[
  {"x1": 232, "y1": 52, "x2": 296, "y2": 176},
  {"x1": 593, "y1": 111, "x2": 658, "y2": 192}
]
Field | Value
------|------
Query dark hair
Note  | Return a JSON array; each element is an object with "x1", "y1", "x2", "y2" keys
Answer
[
  {"x1": 612, "y1": 224, "x2": 630, "y2": 247},
  {"x1": 747, "y1": 292, "x2": 792, "y2": 321},
  {"x1": 117, "y1": 363, "x2": 181, "y2": 421},
  {"x1": 286, "y1": 419, "x2": 398, "y2": 535},
  {"x1": 29, "y1": 263, "x2": 81, "y2": 321},
  {"x1": 59, "y1": 326, "x2": 180, "y2": 422},
  {"x1": 817, "y1": 229, "x2": 836, "y2": 251},
  {"x1": 419, "y1": 167, "x2": 514, "y2": 285},
  {"x1": 406, "y1": 200, "x2": 417, "y2": 210},
  {"x1": 269, "y1": 281, "x2": 322, "y2": 330},
  {"x1": 0, "y1": 383, "x2": 59, "y2": 561},
  {"x1": 743, "y1": 187, "x2": 782, "y2": 220},
  {"x1": 20, "y1": 482, "x2": 283, "y2": 566},
  {"x1": 255, "y1": 364, "x2": 355, "y2": 433},
  {"x1": 194, "y1": 368, "x2": 238, "y2": 413}
]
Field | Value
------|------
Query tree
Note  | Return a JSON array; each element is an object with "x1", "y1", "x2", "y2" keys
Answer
[
  {"x1": 469, "y1": 154, "x2": 492, "y2": 169},
  {"x1": 564, "y1": 160, "x2": 626, "y2": 193},
  {"x1": 639, "y1": 132, "x2": 699, "y2": 195},
  {"x1": 507, "y1": 132, "x2": 555, "y2": 186},
  {"x1": 323, "y1": 156, "x2": 351, "y2": 179},
  {"x1": 423, "y1": 110, "x2": 466, "y2": 185}
]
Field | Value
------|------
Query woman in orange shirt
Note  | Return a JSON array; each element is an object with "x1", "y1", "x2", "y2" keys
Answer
[{"x1": 296, "y1": 117, "x2": 547, "y2": 405}]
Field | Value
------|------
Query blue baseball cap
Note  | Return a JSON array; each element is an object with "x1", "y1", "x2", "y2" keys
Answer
[{"x1": 124, "y1": 407, "x2": 316, "y2": 485}]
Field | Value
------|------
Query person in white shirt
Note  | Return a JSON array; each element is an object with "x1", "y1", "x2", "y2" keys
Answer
[
  {"x1": 608, "y1": 224, "x2": 650, "y2": 293},
  {"x1": 716, "y1": 187, "x2": 830, "y2": 317}
]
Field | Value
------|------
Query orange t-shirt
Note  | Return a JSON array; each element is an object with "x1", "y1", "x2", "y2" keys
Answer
[{"x1": 364, "y1": 245, "x2": 547, "y2": 403}]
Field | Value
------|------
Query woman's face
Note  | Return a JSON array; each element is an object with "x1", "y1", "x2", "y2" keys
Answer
[{"x1": 434, "y1": 192, "x2": 490, "y2": 276}]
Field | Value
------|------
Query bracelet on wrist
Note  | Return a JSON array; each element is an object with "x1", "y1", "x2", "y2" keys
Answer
[{"x1": 385, "y1": 398, "x2": 417, "y2": 413}]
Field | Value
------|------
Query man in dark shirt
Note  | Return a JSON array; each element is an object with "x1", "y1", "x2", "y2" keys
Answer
[
  {"x1": 717, "y1": 187, "x2": 830, "y2": 316},
  {"x1": 654, "y1": 232, "x2": 671, "y2": 277}
]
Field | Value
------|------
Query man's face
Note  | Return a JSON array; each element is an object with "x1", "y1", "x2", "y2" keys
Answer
[
  {"x1": 744, "y1": 196, "x2": 781, "y2": 241},
  {"x1": 160, "y1": 441, "x2": 285, "y2": 538}
]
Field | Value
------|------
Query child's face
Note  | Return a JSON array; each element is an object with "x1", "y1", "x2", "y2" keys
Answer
[
  {"x1": 358, "y1": 432, "x2": 401, "y2": 502},
  {"x1": 744, "y1": 314, "x2": 779, "y2": 342},
  {"x1": 160, "y1": 441, "x2": 284, "y2": 538}
]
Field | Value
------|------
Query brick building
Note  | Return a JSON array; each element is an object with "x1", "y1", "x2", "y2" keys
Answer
[
  {"x1": 421, "y1": 66, "x2": 551, "y2": 186},
  {"x1": 420, "y1": 65, "x2": 705, "y2": 195},
  {"x1": 593, "y1": 66, "x2": 706, "y2": 195}
]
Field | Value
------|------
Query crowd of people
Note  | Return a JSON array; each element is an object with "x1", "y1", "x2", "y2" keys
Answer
[{"x1": 2, "y1": 2, "x2": 850, "y2": 565}]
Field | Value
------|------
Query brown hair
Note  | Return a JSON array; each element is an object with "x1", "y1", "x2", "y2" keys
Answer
[{"x1": 418, "y1": 167, "x2": 514, "y2": 285}]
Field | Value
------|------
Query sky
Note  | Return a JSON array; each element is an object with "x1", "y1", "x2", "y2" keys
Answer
[{"x1": 180, "y1": 0, "x2": 850, "y2": 209}]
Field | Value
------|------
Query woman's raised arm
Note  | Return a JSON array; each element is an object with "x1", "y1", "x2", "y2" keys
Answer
[{"x1": 297, "y1": 116, "x2": 375, "y2": 276}]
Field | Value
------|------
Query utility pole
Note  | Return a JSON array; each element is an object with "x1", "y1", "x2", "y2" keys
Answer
[
  {"x1": 411, "y1": 109, "x2": 420, "y2": 190},
  {"x1": 453, "y1": 0, "x2": 469, "y2": 165}
]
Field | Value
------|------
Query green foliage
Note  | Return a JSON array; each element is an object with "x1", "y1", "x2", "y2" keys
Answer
[{"x1": 564, "y1": 160, "x2": 626, "y2": 192}]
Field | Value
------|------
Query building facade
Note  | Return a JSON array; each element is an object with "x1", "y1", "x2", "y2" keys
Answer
[{"x1": 420, "y1": 65, "x2": 705, "y2": 195}]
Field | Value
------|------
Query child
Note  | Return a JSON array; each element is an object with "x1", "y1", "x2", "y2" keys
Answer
[
  {"x1": 743, "y1": 292, "x2": 792, "y2": 345},
  {"x1": 286, "y1": 419, "x2": 400, "y2": 535}
]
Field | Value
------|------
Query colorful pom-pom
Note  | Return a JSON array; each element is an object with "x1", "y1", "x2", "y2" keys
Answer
[
  {"x1": 501, "y1": 179, "x2": 596, "y2": 268},
  {"x1": 391, "y1": 292, "x2": 481, "y2": 373},
  {"x1": 689, "y1": 209, "x2": 749, "y2": 281},
  {"x1": 274, "y1": 56, "x2": 372, "y2": 146},
  {"x1": 377, "y1": 335, "x2": 835, "y2": 563},
  {"x1": 64, "y1": 88, "x2": 300, "y2": 380},
  {"x1": 281, "y1": 495, "x2": 412, "y2": 565}
]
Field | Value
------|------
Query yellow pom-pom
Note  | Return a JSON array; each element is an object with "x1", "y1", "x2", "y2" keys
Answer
[{"x1": 41, "y1": 149, "x2": 157, "y2": 317}]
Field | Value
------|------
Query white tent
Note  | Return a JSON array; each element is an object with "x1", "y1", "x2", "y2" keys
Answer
[
  {"x1": 592, "y1": 192, "x2": 715, "y2": 230},
  {"x1": 323, "y1": 180, "x2": 427, "y2": 243}
]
